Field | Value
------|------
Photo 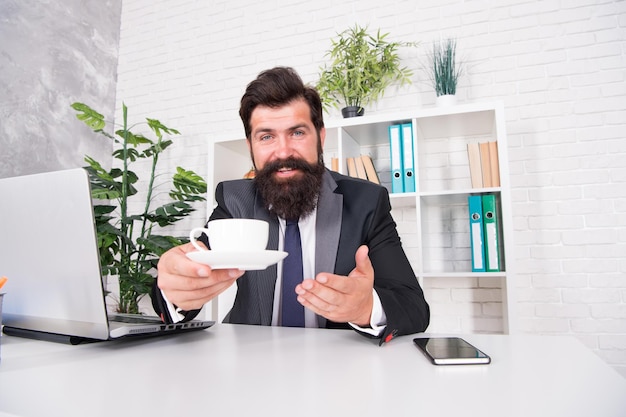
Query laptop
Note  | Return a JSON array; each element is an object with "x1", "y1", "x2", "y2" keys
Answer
[{"x1": 0, "y1": 168, "x2": 214, "y2": 344}]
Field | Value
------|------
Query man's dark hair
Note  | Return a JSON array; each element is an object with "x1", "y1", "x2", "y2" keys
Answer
[{"x1": 239, "y1": 66, "x2": 324, "y2": 140}]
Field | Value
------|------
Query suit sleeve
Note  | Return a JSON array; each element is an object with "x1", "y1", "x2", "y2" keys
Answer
[
  {"x1": 151, "y1": 224, "x2": 210, "y2": 324},
  {"x1": 365, "y1": 187, "x2": 430, "y2": 343}
]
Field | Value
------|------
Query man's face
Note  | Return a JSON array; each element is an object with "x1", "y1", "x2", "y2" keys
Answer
[
  {"x1": 248, "y1": 98, "x2": 325, "y2": 175},
  {"x1": 248, "y1": 98, "x2": 326, "y2": 220}
]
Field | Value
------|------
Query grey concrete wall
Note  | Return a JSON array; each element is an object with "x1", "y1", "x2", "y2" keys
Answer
[{"x1": 0, "y1": 0, "x2": 122, "y2": 179}]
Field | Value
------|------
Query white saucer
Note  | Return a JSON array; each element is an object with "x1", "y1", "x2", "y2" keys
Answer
[{"x1": 186, "y1": 249, "x2": 288, "y2": 271}]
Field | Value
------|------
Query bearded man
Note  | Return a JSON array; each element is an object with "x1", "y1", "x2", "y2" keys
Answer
[{"x1": 154, "y1": 67, "x2": 429, "y2": 343}]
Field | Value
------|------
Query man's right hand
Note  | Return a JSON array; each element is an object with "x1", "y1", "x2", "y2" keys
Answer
[{"x1": 157, "y1": 242, "x2": 244, "y2": 311}]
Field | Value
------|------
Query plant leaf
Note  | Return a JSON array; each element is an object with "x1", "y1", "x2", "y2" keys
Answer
[
  {"x1": 115, "y1": 129, "x2": 153, "y2": 146},
  {"x1": 138, "y1": 234, "x2": 184, "y2": 256},
  {"x1": 71, "y1": 102, "x2": 106, "y2": 130},
  {"x1": 149, "y1": 201, "x2": 194, "y2": 227},
  {"x1": 147, "y1": 118, "x2": 180, "y2": 139},
  {"x1": 170, "y1": 167, "x2": 207, "y2": 201}
]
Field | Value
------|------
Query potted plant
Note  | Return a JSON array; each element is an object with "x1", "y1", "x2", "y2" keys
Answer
[
  {"x1": 427, "y1": 38, "x2": 462, "y2": 106},
  {"x1": 71, "y1": 102, "x2": 207, "y2": 314},
  {"x1": 316, "y1": 24, "x2": 417, "y2": 117}
]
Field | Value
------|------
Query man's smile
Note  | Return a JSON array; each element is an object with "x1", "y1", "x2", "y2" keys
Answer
[{"x1": 275, "y1": 166, "x2": 300, "y2": 179}]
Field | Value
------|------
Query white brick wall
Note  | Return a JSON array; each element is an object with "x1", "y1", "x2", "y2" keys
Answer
[{"x1": 115, "y1": 0, "x2": 626, "y2": 377}]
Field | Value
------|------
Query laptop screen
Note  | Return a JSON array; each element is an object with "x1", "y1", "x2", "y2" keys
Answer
[{"x1": 0, "y1": 168, "x2": 110, "y2": 340}]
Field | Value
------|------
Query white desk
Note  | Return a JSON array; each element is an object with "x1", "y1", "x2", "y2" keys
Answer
[{"x1": 0, "y1": 324, "x2": 625, "y2": 417}]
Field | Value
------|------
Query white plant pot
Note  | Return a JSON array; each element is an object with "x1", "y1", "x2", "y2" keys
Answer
[{"x1": 436, "y1": 94, "x2": 457, "y2": 107}]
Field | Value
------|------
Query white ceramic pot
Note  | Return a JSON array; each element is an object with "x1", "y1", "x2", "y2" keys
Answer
[{"x1": 436, "y1": 94, "x2": 457, "y2": 107}]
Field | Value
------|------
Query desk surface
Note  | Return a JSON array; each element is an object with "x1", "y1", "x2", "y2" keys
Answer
[{"x1": 1, "y1": 324, "x2": 625, "y2": 417}]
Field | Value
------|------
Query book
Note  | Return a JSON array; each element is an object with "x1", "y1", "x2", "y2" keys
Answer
[
  {"x1": 360, "y1": 155, "x2": 380, "y2": 184},
  {"x1": 482, "y1": 193, "x2": 501, "y2": 272},
  {"x1": 354, "y1": 154, "x2": 367, "y2": 179},
  {"x1": 346, "y1": 157, "x2": 357, "y2": 178},
  {"x1": 488, "y1": 141, "x2": 500, "y2": 187},
  {"x1": 467, "y1": 142, "x2": 483, "y2": 188},
  {"x1": 331, "y1": 157, "x2": 339, "y2": 172},
  {"x1": 479, "y1": 142, "x2": 492, "y2": 188},
  {"x1": 468, "y1": 195, "x2": 486, "y2": 272}
]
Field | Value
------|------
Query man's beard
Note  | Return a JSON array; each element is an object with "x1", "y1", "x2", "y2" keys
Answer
[{"x1": 254, "y1": 156, "x2": 325, "y2": 220}]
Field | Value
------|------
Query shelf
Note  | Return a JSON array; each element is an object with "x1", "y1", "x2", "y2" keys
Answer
[
  {"x1": 325, "y1": 101, "x2": 501, "y2": 146},
  {"x1": 420, "y1": 272, "x2": 507, "y2": 279},
  {"x1": 419, "y1": 189, "x2": 504, "y2": 207},
  {"x1": 207, "y1": 100, "x2": 515, "y2": 333}
]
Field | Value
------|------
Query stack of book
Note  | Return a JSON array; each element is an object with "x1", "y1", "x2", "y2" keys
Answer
[
  {"x1": 331, "y1": 155, "x2": 380, "y2": 184},
  {"x1": 467, "y1": 141, "x2": 500, "y2": 188},
  {"x1": 468, "y1": 193, "x2": 503, "y2": 272}
]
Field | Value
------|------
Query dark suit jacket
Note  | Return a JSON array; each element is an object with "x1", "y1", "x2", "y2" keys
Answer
[
  {"x1": 154, "y1": 170, "x2": 429, "y2": 343},
  {"x1": 153, "y1": 171, "x2": 430, "y2": 343}
]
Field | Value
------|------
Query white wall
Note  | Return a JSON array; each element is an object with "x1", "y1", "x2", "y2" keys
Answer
[{"x1": 115, "y1": 0, "x2": 626, "y2": 377}]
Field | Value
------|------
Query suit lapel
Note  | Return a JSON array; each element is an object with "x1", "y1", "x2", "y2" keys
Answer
[
  {"x1": 314, "y1": 171, "x2": 342, "y2": 328},
  {"x1": 254, "y1": 192, "x2": 279, "y2": 325}
]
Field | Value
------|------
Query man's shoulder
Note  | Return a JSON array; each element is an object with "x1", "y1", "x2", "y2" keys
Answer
[
  {"x1": 218, "y1": 178, "x2": 256, "y2": 191},
  {"x1": 214, "y1": 179, "x2": 259, "y2": 218},
  {"x1": 216, "y1": 178, "x2": 257, "y2": 203}
]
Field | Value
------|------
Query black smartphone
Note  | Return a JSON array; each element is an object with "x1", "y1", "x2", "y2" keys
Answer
[{"x1": 413, "y1": 337, "x2": 491, "y2": 365}]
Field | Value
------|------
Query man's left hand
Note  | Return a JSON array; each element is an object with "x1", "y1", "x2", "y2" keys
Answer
[{"x1": 295, "y1": 245, "x2": 374, "y2": 327}]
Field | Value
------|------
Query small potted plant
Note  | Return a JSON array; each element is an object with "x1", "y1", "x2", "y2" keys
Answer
[
  {"x1": 427, "y1": 38, "x2": 462, "y2": 106},
  {"x1": 316, "y1": 24, "x2": 417, "y2": 117}
]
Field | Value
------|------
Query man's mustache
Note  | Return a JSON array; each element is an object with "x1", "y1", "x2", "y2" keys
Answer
[{"x1": 260, "y1": 157, "x2": 316, "y2": 175}]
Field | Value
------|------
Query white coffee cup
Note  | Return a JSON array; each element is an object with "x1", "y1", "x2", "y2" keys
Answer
[{"x1": 189, "y1": 219, "x2": 269, "y2": 252}]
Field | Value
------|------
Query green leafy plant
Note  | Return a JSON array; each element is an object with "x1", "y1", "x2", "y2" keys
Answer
[
  {"x1": 428, "y1": 38, "x2": 462, "y2": 96},
  {"x1": 71, "y1": 102, "x2": 207, "y2": 314},
  {"x1": 316, "y1": 24, "x2": 417, "y2": 116}
]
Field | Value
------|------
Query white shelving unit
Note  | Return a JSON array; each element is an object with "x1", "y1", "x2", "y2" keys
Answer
[{"x1": 206, "y1": 101, "x2": 515, "y2": 333}]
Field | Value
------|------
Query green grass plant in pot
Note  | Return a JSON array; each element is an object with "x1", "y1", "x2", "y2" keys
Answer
[
  {"x1": 316, "y1": 24, "x2": 417, "y2": 118},
  {"x1": 71, "y1": 102, "x2": 207, "y2": 314},
  {"x1": 428, "y1": 38, "x2": 462, "y2": 106}
]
